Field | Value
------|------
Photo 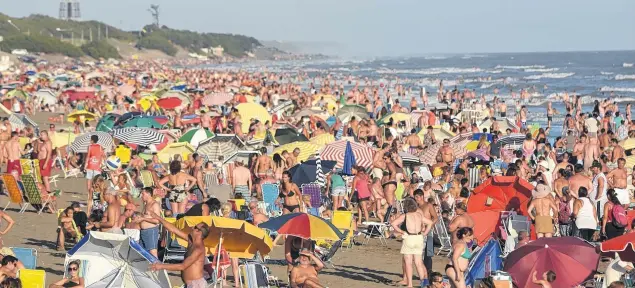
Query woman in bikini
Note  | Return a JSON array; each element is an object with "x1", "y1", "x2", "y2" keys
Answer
[
  {"x1": 278, "y1": 171, "x2": 302, "y2": 214},
  {"x1": 159, "y1": 160, "x2": 196, "y2": 215},
  {"x1": 522, "y1": 133, "x2": 536, "y2": 159},
  {"x1": 272, "y1": 154, "x2": 286, "y2": 182},
  {"x1": 445, "y1": 227, "x2": 474, "y2": 288}
]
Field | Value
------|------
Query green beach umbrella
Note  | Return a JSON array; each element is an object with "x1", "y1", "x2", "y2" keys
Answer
[
  {"x1": 178, "y1": 128, "x2": 215, "y2": 148},
  {"x1": 123, "y1": 117, "x2": 163, "y2": 129},
  {"x1": 96, "y1": 114, "x2": 119, "y2": 132}
]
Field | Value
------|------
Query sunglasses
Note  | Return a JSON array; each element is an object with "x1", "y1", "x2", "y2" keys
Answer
[{"x1": 68, "y1": 267, "x2": 78, "y2": 271}]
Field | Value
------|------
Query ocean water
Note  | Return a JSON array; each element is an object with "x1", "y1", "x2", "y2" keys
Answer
[{"x1": 203, "y1": 50, "x2": 635, "y2": 138}]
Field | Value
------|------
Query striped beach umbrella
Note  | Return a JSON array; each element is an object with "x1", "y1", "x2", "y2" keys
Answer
[
  {"x1": 321, "y1": 140, "x2": 373, "y2": 169},
  {"x1": 179, "y1": 128, "x2": 215, "y2": 148},
  {"x1": 112, "y1": 127, "x2": 165, "y2": 147},
  {"x1": 196, "y1": 134, "x2": 245, "y2": 162},
  {"x1": 69, "y1": 131, "x2": 114, "y2": 153},
  {"x1": 315, "y1": 151, "x2": 325, "y2": 187}
]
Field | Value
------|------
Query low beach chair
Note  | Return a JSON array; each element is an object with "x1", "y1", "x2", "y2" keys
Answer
[
  {"x1": 56, "y1": 157, "x2": 81, "y2": 179},
  {"x1": 162, "y1": 218, "x2": 187, "y2": 263},
  {"x1": 361, "y1": 205, "x2": 394, "y2": 246},
  {"x1": 17, "y1": 268, "x2": 45, "y2": 288},
  {"x1": 261, "y1": 183, "x2": 282, "y2": 217},
  {"x1": 332, "y1": 210, "x2": 355, "y2": 249},
  {"x1": 2, "y1": 174, "x2": 27, "y2": 212},
  {"x1": 301, "y1": 183, "x2": 322, "y2": 209},
  {"x1": 239, "y1": 260, "x2": 272, "y2": 288},
  {"x1": 21, "y1": 174, "x2": 52, "y2": 214},
  {"x1": 140, "y1": 170, "x2": 155, "y2": 188},
  {"x1": 11, "y1": 247, "x2": 37, "y2": 270}
]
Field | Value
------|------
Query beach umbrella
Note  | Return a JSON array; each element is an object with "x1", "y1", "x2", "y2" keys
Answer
[
  {"x1": 272, "y1": 142, "x2": 321, "y2": 163},
  {"x1": 235, "y1": 103, "x2": 272, "y2": 134},
  {"x1": 67, "y1": 110, "x2": 98, "y2": 123},
  {"x1": 159, "y1": 90, "x2": 190, "y2": 106},
  {"x1": 196, "y1": 134, "x2": 246, "y2": 162},
  {"x1": 33, "y1": 89, "x2": 57, "y2": 106},
  {"x1": 260, "y1": 213, "x2": 344, "y2": 241},
  {"x1": 66, "y1": 91, "x2": 97, "y2": 102},
  {"x1": 156, "y1": 142, "x2": 195, "y2": 163},
  {"x1": 5, "y1": 90, "x2": 29, "y2": 101},
  {"x1": 504, "y1": 237, "x2": 600, "y2": 288},
  {"x1": 274, "y1": 127, "x2": 308, "y2": 146},
  {"x1": 85, "y1": 71, "x2": 105, "y2": 80},
  {"x1": 272, "y1": 100, "x2": 296, "y2": 115},
  {"x1": 398, "y1": 152, "x2": 422, "y2": 165},
  {"x1": 50, "y1": 131, "x2": 77, "y2": 149},
  {"x1": 465, "y1": 238, "x2": 504, "y2": 287},
  {"x1": 420, "y1": 142, "x2": 468, "y2": 165},
  {"x1": 174, "y1": 216, "x2": 272, "y2": 259},
  {"x1": 599, "y1": 230, "x2": 635, "y2": 262},
  {"x1": 309, "y1": 133, "x2": 335, "y2": 147},
  {"x1": 137, "y1": 95, "x2": 158, "y2": 112},
  {"x1": 321, "y1": 140, "x2": 374, "y2": 169},
  {"x1": 96, "y1": 113, "x2": 119, "y2": 132},
  {"x1": 65, "y1": 231, "x2": 171, "y2": 288},
  {"x1": 115, "y1": 112, "x2": 143, "y2": 126},
  {"x1": 69, "y1": 131, "x2": 114, "y2": 153},
  {"x1": 112, "y1": 127, "x2": 165, "y2": 147},
  {"x1": 467, "y1": 176, "x2": 534, "y2": 216},
  {"x1": 342, "y1": 141, "x2": 356, "y2": 175},
  {"x1": 156, "y1": 97, "x2": 182, "y2": 110},
  {"x1": 469, "y1": 211, "x2": 502, "y2": 246},
  {"x1": 325, "y1": 116, "x2": 337, "y2": 127},
  {"x1": 497, "y1": 133, "x2": 526, "y2": 147},
  {"x1": 315, "y1": 151, "x2": 326, "y2": 187},
  {"x1": 202, "y1": 92, "x2": 233, "y2": 106},
  {"x1": 377, "y1": 112, "x2": 411, "y2": 126},
  {"x1": 417, "y1": 125, "x2": 456, "y2": 143},
  {"x1": 293, "y1": 108, "x2": 324, "y2": 119},
  {"x1": 170, "y1": 84, "x2": 187, "y2": 91},
  {"x1": 287, "y1": 159, "x2": 337, "y2": 187},
  {"x1": 622, "y1": 138, "x2": 635, "y2": 150},
  {"x1": 25, "y1": 71, "x2": 36, "y2": 76},
  {"x1": 178, "y1": 128, "x2": 215, "y2": 147},
  {"x1": 7, "y1": 114, "x2": 25, "y2": 131},
  {"x1": 123, "y1": 117, "x2": 163, "y2": 129},
  {"x1": 336, "y1": 104, "x2": 368, "y2": 123}
]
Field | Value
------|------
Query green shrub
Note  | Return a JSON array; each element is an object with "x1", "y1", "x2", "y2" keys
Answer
[
  {"x1": 136, "y1": 34, "x2": 177, "y2": 56},
  {"x1": 0, "y1": 34, "x2": 83, "y2": 57},
  {"x1": 81, "y1": 40, "x2": 121, "y2": 59}
]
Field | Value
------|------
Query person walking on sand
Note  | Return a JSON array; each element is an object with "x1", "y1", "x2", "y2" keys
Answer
[
  {"x1": 150, "y1": 211, "x2": 210, "y2": 288},
  {"x1": 4, "y1": 132, "x2": 21, "y2": 180},
  {"x1": 232, "y1": 160, "x2": 252, "y2": 202},
  {"x1": 38, "y1": 130, "x2": 53, "y2": 193},
  {"x1": 528, "y1": 183, "x2": 558, "y2": 238},
  {"x1": 391, "y1": 198, "x2": 433, "y2": 288},
  {"x1": 84, "y1": 135, "x2": 105, "y2": 198}
]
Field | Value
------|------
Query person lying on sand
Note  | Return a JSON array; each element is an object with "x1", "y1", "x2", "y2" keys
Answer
[{"x1": 290, "y1": 249, "x2": 326, "y2": 288}]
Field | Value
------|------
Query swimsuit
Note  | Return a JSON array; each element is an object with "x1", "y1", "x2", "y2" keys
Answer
[
  {"x1": 168, "y1": 184, "x2": 187, "y2": 203},
  {"x1": 280, "y1": 191, "x2": 300, "y2": 212}
]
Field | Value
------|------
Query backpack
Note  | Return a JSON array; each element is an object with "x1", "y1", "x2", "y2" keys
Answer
[
  {"x1": 558, "y1": 199, "x2": 571, "y2": 224},
  {"x1": 611, "y1": 203, "x2": 628, "y2": 228}
]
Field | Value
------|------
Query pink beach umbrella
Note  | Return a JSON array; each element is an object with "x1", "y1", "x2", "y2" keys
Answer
[{"x1": 202, "y1": 92, "x2": 233, "y2": 106}]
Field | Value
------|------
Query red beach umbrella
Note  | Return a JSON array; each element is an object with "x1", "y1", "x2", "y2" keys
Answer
[
  {"x1": 156, "y1": 97, "x2": 182, "y2": 109},
  {"x1": 467, "y1": 176, "x2": 534, "y2": 216},
  {"x1": 469, "y1": 210, "x2": 501, "y2": 246},
  {"x1": 504, "y1": 237, "x2": 600, "y2": 288},
  {"x1": 599, "y1": 231, "x2": 635, "y2": 262}
]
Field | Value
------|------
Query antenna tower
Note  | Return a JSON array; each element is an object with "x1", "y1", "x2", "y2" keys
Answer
[{"x1": 59, "y1": 0, "x2": 81, "y2": 21}]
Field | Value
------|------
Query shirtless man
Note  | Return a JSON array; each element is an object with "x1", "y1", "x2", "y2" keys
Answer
[
  {"x1": 414, "y1": 189, "x2": 438, "y2": 275},
  {"x1": 448, "y1": 202, "x2": 474, "y2": 243},
  {"x1": 38, "y1": 130, "x2": 54, "y2": 193},
  {"x1": 249, "y1": 201, "x2": 269, "y2": 226},
  {"x1": 439, "y1": 139, "x2": 455, "y2": 166},
  {"x1": 200, "y1": 110, "x2": 212, "y2": 129},
  {"x1": 290, "y1": 249, "x2": 326, "y2": 288},
  {"x1": 232, "y1": 160, "x2": 252, "y2": 202},
  {"x1": 0, "y1": 122, "x2": 10, "y2": 166},
  {"x1": 546, "y1": 101, "x2": 554, "y2": 126},
  {"x1": 610, "y1": 138, "x2": 626, "y2": 164},
  {"x1": 94, "y1": 188, "x2": 122, "y2": 234},
  {"x1": 136, "y1": 187, "x2": 162, "y2": 258},
  {"x1": 372, "y1": 144, "x2": 390, "y2": 180},
  {"x1": 527, "y1": 184, "x2": 558, "y2": 238},
  {"x1": 572, "y1": 134, "x2": 587, "y2": 166},
  {"x1": 405, "y1": 129, "x2": 422, "y2": 155},
  {"x1": 255, "y1": 147, "x2": 272, "y2": 179},
  {"x1": 583, "y1": 136, "x2": 601, "y2": 171},
  {"x1": 607, "y1": 158, "x2": 630, "y2": 207},
  {"x1": 568, "y1": 164, "x2": 592, "y2": 198},
  {"x1": 150, "y1": 212, "x2": 210, "y2": 288},
  {"x1": 5, "y1": 132, "x2": 21, "y2": 180}
]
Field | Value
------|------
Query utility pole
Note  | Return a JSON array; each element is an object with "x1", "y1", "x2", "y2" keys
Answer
[
  {"x1": 89, "y1": 28, "x2": 92, "y2": 41},
  {"x1": 81, "y1": 29, "x2": 84, "y2": 43},
  {"x1": 98, "y1": 24, "x2": 101, "y2": 41},
  {"x1": 105, "y1": 25, "x2": 109, "y2": 39}
]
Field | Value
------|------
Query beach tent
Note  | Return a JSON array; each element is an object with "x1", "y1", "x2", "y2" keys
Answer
[
  {"x1": 466, "y1": 238, "x2": 504, "y2": 287},
  {"x1": 65, "y1": 231, "x2": 171, "y2": 288},
  {"x1": 467, "y1": 176, "x2": 534, "y2": 217},
  {"x1": 33, "y1": 89, "x2": 57, "y2": 106}
]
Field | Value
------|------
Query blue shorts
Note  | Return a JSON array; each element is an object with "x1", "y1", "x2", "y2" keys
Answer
[
  {"x1": 85, "y1": 169, "x2": 100, "y2": 180},
  {"x1": 139, "y1": 226, "x2": 159, "y2": 251}
]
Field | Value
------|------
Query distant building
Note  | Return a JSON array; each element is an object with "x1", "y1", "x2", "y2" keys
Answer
[{"x1": 211, "y1": 46, "x2": 224, "y2": 57}]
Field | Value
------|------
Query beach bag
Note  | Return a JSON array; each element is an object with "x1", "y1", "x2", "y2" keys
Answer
[
  {"x1": 611, "y1": 203, "x2": 628, "y2": 228},
  {"x1": 558, "y1": 199, "x2": 571, "y2": 224}
]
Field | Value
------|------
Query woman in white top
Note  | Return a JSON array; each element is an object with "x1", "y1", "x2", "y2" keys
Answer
[{"x1": 573, "y1": 186, "x2": 598, "y2": 242}]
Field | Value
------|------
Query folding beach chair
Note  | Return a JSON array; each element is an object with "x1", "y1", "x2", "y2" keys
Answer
[
  {"x1": 332, "y1": 210, "x2": 355, "y2": 249},
  {"x1": 17, "y1": 268, "x2": 45, "y2": 288},
  {"x1": 56, "y1": 156, "x2": 81, "y2": 179},
  {"x1": 11, "y1": 247, "x2": 37, "y2": 269},
  {"x1": 301, "y1": 183, "x2": 322, "y2": 209},
  {"x1": 361, "y1": 205, "x2": 394, "y2": 246},
  {"x1": 162, "y1": 217, "x2": 187, "y2": 263},
  {"x1": 2, "y1": 174, "x2": 27, "y2": 212},
  {"x1": 239, "y1": 260, "x2": 272, "y2": 288},
  {"x1": 140, "y1": 170, "x2": 155, "y2": 188},
  {"x1": 261, "y1": 183, "x2": 282, "y2": 217},
  {"x1": 20, "y1": 174, "x2": 52, "y2": 214}
]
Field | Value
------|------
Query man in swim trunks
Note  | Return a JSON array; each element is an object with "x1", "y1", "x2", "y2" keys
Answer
[
  {"x1": 448, "y1": 202, "x2": 474, "y2": 243},
  {"x1": 38, "y1": 130, "x2": 53, "y2": 193},
  {"x1": 439, "y1": 139, "x2": 455, "y2": 166},
  {"x1": 372, "y1": 143, "x2": 390, "y2": 180},
  {"x1": 5, "y1": 132, "x2": 21, "y2": 180},
  {"x1": 255, "y1": 147, "x2": 272, "y2": 179},
  {"x1": 290, "y1": 249, "x2": 326, "y2": 288},
  {"x1": 150, "y1": 211, "x2": 210, "y2": 288},
  {"x1": 94, "y1": 188, "x2": 122, "y2": 234},
  {"x1": 136, "y1": 188, "x2": 161, "y2": 258},
  {"x1": 232, "y1": 160, "x2": 252, "y2": 202},
  {"x1": 528, "y1": 183, "x2": 558, "y2": 238},
  {"x1": 607, "y1": 158, "x2": 630, "y2": 206}
]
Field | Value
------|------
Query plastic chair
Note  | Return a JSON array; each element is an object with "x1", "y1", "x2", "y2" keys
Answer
[
  {"x1": 18, "y1": 269, "x2": 45, "y2": 288},
  {"x1": 261, "y1": 183, "x2": 281, "y2": 217},
  {"x1": 115, "y1": 145, "x2": 132, "y2": 164},
  {"x1": 301, "y1": 183, "x2": 322, "y2": 209},
  {"x1": 331, "y1": 211, "x2": 355, "y2": 249},
  {"x1": 11, "y1": 247, "x2": 37, "y2": 269},
  {"x1": 2, "y1": 174, "x2": 27, "y2": 212}
]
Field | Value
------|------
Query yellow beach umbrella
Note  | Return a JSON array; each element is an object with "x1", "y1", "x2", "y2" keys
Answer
[
  {"x1": 272, "y1": 142, "x2": 320, "y2": 162},
  {"x1": 417, "y1": 125, "x2": 456, "y2": 143},
  {"x1": 50, "y1": 131, "x2": 78, "y2": 148},
  {"x1": 626, "y1": 155, "x2": 635, "y2": 170},
  {"x1": 67, "y1": 110, "x2": 97, "y2": 123},
  {"x1": 157, "y1": 142, "x2": 195, "y2": 163},
  {"x1": 310, "y1": 133, "x2": 336, "y2": 147},
  {"x1": 174, "y1": 216, "x2": 273, "y2": 258},
  {"x1": 465, "y1": 140, "x2": 480, "y2": 151},
  {"x1": 138, "y1": 95, "x2": 158, "y2": 112},
  {"x1": 622, "y1": 138, "x2": 635, "y2": 150},
  {"x1": 235, "y1": 103, "x2": 272, "y2": 134}
]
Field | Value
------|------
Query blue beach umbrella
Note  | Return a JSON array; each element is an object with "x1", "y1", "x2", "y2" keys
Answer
[
  {"x1": 342, "y1": 141, "x2": 356, "y2": 175},
  {"x1": 288, "y1": 159, "x2": 337, "y2": 187}
]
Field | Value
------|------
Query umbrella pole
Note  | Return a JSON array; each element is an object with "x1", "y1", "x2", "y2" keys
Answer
[{"x1": 214, "y1": 232, "x2": 223, "y2": 286}]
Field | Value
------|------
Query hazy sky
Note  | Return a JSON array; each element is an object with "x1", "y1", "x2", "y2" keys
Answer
[{"x1": 2, "y1": 0, "x2": 635, "y2": 56}]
